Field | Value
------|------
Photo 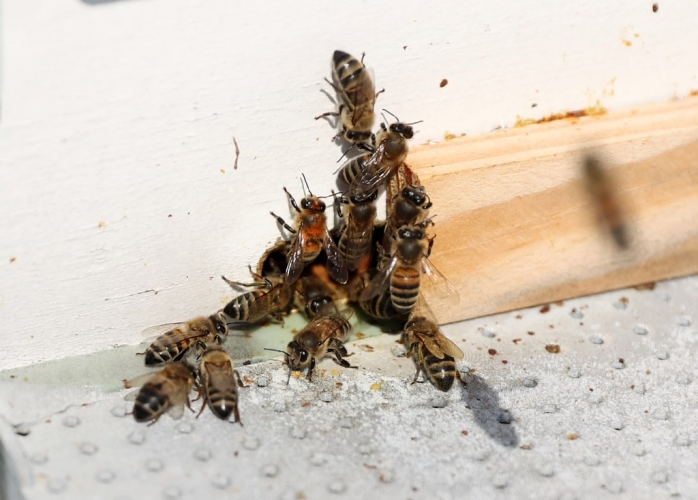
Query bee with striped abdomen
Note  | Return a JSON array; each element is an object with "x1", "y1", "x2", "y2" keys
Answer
[
  {"x1": 123, "y1": 361, "x2": 197, "y2": 425},
  {"x1": 402, "y1": 297, "x2": 463, "y2": 392},
  {"x1": 221, "y1": 268, "x2": 293, "y2": 324},
  {"x1": 315, "y1": 50, "x2": 382, "y2": 146},
  {"x1": 360, "y1": 224, "x2": 457, "y2": 315},
  {"x1": 196, "y1": 347, "x2": 245, "y2": 424},
  {"x1": 139, "y1": 313, "x2": 228, "y2": 366},
  {"x1": 334, "y1": 189, "x2": 378, "y2": 274}
]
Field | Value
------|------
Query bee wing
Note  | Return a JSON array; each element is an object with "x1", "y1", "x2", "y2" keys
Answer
[
  {"x1": 123, "y1": 372, "x2": 156, "y2": 390},
  {"x1": 345, "y1": 214, "x2": 374, "y2": 252},
  {"x1": 359, "y1": 256, "x2": 398, "y2": 302},
  {"x1": 418, "y1": 331, "x2": 464, "y2": 360},
  {"x1": 324, "y1": 229, "x2": 349, "y2": 284},
  {"x1": 141, "y1": 323, "x2": 183, "y2": 340},
  {"x1": 349, "y1": 142, "x2": 392, "y2": 199},
  {"x1": 123, "y1": 389, "x2": 141, "y2": 401},
  {"x1": 421, "y1": 257, "x2": 460, "y2": 307},
  {"x1": 285, "y1": 226, "x2": 307, "y2": 285}
]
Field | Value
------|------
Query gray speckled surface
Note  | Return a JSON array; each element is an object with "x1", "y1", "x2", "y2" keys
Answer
[{"x1": 1, "y1": 275, "x2": 697, "y2": 500}]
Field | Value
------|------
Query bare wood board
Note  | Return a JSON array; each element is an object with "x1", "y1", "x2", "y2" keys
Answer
[{"x1": 408, "y1": 98, "x2": 698, "y2": 324}]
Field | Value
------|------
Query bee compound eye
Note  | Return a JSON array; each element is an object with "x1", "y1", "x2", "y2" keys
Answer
[
  {"x1": 299, "y1": 350, "x2": 309, "y2": 363},
  {"x1": 318, "y1": 201, "x2": 326, "y2": 211},
  {"x1": 301, "y1": 199, "x2": 311, "y2": 209}
]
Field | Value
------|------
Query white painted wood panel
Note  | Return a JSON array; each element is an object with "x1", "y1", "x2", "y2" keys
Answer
[{"x1": 1, "y1": 0, "x2": 697, "y2": 369}]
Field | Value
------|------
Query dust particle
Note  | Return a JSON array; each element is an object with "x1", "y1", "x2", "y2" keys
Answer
[
  {"x1": 370, "y1": 381, "x2": 383, "y2": 391},
  {"x1": 515, "y1": 314, "x2": 522, "y2": 319},
  {"x1": 167, "y1": 214, "x2": 172, "y2": 218},
  {"x1": 620, "y1": 297, "x2": 629, "y2": 305},
  {"x1": 646, "y1": 370, "x2": 651, "y2": 374},
  {"x1": 461, "y1": 430, "x2": 468, "y2": 436},
  {"x1": 220, "y1": 169, "x2": 226, "y2": 174},
  {"x1": 98, "y1": 221, "x2": 106, "y2": 228},
  {"x1": 359, "y1": 344, "x2": 374, "y2": 352},
  {"x1": 243, "y1": 360, "x2": 251, "y2": 366},
  {"x1": 488, "y1": 349, "x2": 497, "y2": 356},
  {"x1": 9, "y1": 257, "x2": 16, "y2": 263},
  {"x1": 403, "y1": 45, "x2": 407, "y2": 50},
  {"x1": 539, "y1": 304, "x2": 550, "y2": 313},
  {"x1": 545, "y1": 344, "x2": 561, "y2": 354},
  {"x1": 513, "y1": 339, "x2": 522, "y2": 344},
  {"x1": 652, "y1": 3, "x2": 658, "y2": 12},
  {"x1": 520, "y1": 444, "x2": 531, "y2": 450},
  {"x1": 555, "y1": 300, "x2": 564, "y2": 306},
  {"x1": 527, "y1": 331, "x2": 535, "y2": 336},
  {"x1": 439, "y1": 78, "x2": 448, "y2": 88},
  {"x1": 502, "y1": 360, "x2": 508, "y2": 364},
  {"x1": 444, "y1": 131, "x2": 457, "y2": 141},
  {"x1": 355, "y1": 332, "x2": 366, "y2": 339},
  {"x1": 301, "y1": 402, "x2": 310, "y2": 407},
  {"x1": 566, "y1": 433, "x2": 577, "y2": 440}
]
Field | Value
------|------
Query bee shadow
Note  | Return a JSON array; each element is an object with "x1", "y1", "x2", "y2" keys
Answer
[{"x1": 460, "y1": 374, "x2": 519, "y2": 448}]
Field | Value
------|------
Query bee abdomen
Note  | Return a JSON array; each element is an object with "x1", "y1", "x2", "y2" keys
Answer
[
  {"x1": 423, "y1": 352, "x2": 457, "y2": 392},
  {"x1": 207, "y1": 387, "x2": 237, "y2": 420},
  {"x1": 339, "y1": 234, "x2": 371, "y2": 271},
  {"x1": 339, "y1": 155, "x2": 367, "y2": 186},
  {"x1": 145, "y1": 336, "x2": 188, "y2": 366},
  {"x1": 333, "y1": 51, "x2": 366, "y2": 97},
  {"x1": 224, "y1": 290, "x2": 265, "y2": 322},
  {"x1": 390, "y1": 267, "x2": 420, "y2": 314},
  {"x1": 133, "y1": 383, "x2": 168, "y2": 422},
  {"x1": 359, "y1": 291, "x2": 396, "y2": 319}
]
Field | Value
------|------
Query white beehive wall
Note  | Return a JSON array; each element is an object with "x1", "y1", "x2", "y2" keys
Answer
[{"x1": 1, "y1": 0, "x2": 697, "y2": 369}]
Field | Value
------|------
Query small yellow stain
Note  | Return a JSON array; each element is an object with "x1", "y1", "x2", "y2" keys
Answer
[
  {"x1": 220, "y1": 169, "x2": 226, "y2": 174},
  {"x1": 330, "y1": 369, "x2": 339, "y2": 377},
  {"x1": 98, "y1": 221, "x2": 106, "y2": 228},
  {"x1": 370, "y1": 381, "x2": 383, "y2": 391},
  {"x1": 444, "y1": 131, "x2": 457, "y2": 141}
]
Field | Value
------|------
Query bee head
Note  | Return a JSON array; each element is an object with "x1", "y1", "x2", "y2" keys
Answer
[
  {"x1": 402, "y1": 186, "x2": 429, "y2": 207},
  {"x1": 389, "y1": 122, "x2": 414, "y2": 139},
  {"x1": 301, "y1": 196, "x2": 326, "y2": 212},
  {"x1": 286, "y1": 340, "x2": 310, "y2": 372},
  {"x1": 397, "y1": 226, "x2": 424, "y2": 241},
  {"x1": 345, "y1": 129, "x2": 372, "y2": 143},
  {"x1": 350, "y1": 189, "x2": 378, "y2": 204},
  {"x1": 210, "y1": 313, "x2": 229, "y2": 338}
]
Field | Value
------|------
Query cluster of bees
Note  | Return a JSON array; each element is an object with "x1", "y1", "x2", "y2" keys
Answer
[{"x1": 124, "y1": 50, "x2": 463, "y2": 426}]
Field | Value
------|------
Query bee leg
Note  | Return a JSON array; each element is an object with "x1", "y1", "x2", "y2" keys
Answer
[
  {"x1": 375, "y1": 88, "x2": 385, "y2": 100},
  {"x1": 426, "y1": 235, "x2": 435, "y2": 258},
  {"x1": 410, "y1": 366, "x2": 425, "y2": 385},
  {"x1": 195, "y1": 398, "x2": 208, "y2": 419},
  {"x1": 146, "y1": 414, "x2": 162, "y2": 427},
  {"x1": 221, "y1": 275, "x2": 267, "y2": 289},
  {"x1": 135, "y1": 351, "x2": 145, "y2": 357},
  {"x1": 306, "y1": 358, "x2": 316, "y2": 381},
  {"x1": 232, "y1": 407, "x2": 243, "y2": 426},
  {"x1": 234, "y1": 370, "x2": 247, "y2": 389},
  {"x1": 314, "y1": 110, "x2": 339, "y2": 120},
  {"x1": 282, "y1": 187, "x2": 302, "y2": 214},
  {"x1": 270, "y1": 211, "x2": 296, "y2": 233}
]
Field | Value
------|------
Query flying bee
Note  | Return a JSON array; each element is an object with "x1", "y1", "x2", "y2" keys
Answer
[
  {"x1": 360, "y1": 224, "x2": 458, "y2": 315},
  {"x1": 270, "y1": 176, "x2": 348, "y2": 285},
  {"x1": 221, "y1": 268, "x2": 293, "y2": 324},
  {"x1": 345, "y1": 117, "x2": 418, "y2": 200},
  {"x1": 139, "y1": 313, "x2": 228, "y2": 366},
  {"x1": 583, "y1": 154, "x2": 629, "y2": 249},
  {"x1": 315, "y1": 50, "x2": 383, "y2": 146},
  {"x1": 123, "y1": 361, "x2": 197, "y2": 425},
  {"x1": 267, "y1": 306, "x2": 355, "y2": 382},
  {"x1": 196, "y1": 347, "x2": 245, "y2": 424},
  {"x1": 334, "y1": 189, "x2": 378, "y2": 273},
  {"x1": 402, "y1": 297, "x2": 464, "y2": 392}
]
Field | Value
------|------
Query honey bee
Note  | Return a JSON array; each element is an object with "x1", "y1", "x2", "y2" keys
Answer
[
  {"x1": 358, "y1": 288, "x2": 397, "y2": 320},
  {"x1": 268, "y1": 306, "x2": 355, "y2": 382},
  {"x1": 388, "y1": 185, "x2": 432, "y2": 229},
  {"x1": 221, "y1": 269, "x2": 293, "y2": 324},
  {"x1": 583, "y1": 154, "x2": 629, "y2": 249},
  {"x1": 402, "y1": 297, "x2": 464, "y2": 392},
  {"x1": 294, "y1": 272, "x2": 338, "y2": 319},
  {"x1": 196, "y1": 347, "x2": 245, "y2": 424},
  {"x1": 139, "y1": 313, "x2": 228, "y2": 366},
  {"x1": 360, "y1": 224, "x2": 457, "y2": 315},
  {"x1": 123, "y1": 361, "x2": 197, "y2": 425},
  {"x1": 346, "y1": 119, "x2": 416, "y2": 200},
  {"x1": 315, "y1": 50, "x2": 382, "y2": 146},
  {"x1": 334, "y1": 190, "x2": 378, "y2": 273},
  {"x1": 270, "y1": 177, "x2": 348, "y2": 285}
]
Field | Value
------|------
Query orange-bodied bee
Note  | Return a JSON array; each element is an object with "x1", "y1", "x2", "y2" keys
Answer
[
  {"x1": 360, "y1": 224, "x2": 457, "y2": 315},
  {"x1": 123, "y1": 361, "x2": 197, "y2": 425},
  {"x1": 344, "y1": 118, "x2": 417, "y2": 200},
  {"x1": 334, "y1": 190, "x2": 378, "y2": 273},
  {"x1": 402, "y1": 297, "x2": 464, "y2": 392},
  {"x1": 139, "y1": 313, "x2": 228, "y2": 366},
  {"x1": 315, "y1": 50, "x2": 383, "y2": 146},
  {"x1": 270, "y1": 177, "x2": 348, "y2": 285},
  {"x1": 583, "y1": 154, "x2": 629, "y2": 249},
  {"x1": 221, "y1": 269, "x2": 293, "y2": 324},
  {"x1": 196, "y1": 347, "x2": 245, "y2": 424}
]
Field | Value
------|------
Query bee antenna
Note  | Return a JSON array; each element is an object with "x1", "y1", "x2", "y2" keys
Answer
[
  {"x1": 407, "y1": 119, "x2": 424, "y2": 126},
  {"x1": 336, "y1": 144, "x2": 355, "y2": 164},
  {"x1": 264, "y1": 348, "x2": 288, "y2": 357},
  {"x1": 301, "y1": 173, "x2": 313, "y2": 196},
  {"x1": 381, "y1": 108, "x2": 400, "y2": 122}
]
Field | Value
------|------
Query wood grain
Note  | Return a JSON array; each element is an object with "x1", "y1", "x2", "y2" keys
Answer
[{"x1": 408, "y1": 98, "x2": 698, "y2": 323}]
